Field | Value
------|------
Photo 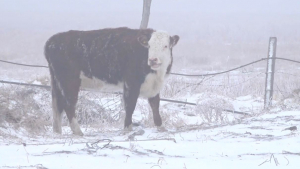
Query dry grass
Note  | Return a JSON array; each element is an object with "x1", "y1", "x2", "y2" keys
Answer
[{"x1": 0, "y1": 86, "x2": 50, "y2": 135}]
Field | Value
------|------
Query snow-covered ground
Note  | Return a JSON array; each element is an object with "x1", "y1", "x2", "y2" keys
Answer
[{"x1": 1, "y1": 93, "x2": 299, "y2": 169}]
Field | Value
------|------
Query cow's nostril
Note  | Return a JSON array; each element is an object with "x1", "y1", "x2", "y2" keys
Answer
[{"x1": 150, "y1": 58, "x2": 158, "y2": 62}]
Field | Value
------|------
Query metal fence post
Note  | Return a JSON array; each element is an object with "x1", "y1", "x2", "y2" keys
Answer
[{"x1": 264, "y1": 37, "x2": 277, "y2": 109}]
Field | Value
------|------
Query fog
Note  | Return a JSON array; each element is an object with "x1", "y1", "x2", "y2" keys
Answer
[{"x1": 1, "y1": 0, "x2": 300, "y2": 70}]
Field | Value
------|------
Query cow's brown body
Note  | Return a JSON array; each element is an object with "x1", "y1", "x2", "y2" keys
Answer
[{"x1": 45, "y1": 27, "x2": 179, "y2": 135}]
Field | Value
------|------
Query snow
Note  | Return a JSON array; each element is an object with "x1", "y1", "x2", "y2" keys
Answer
[
  {"x1": 31, "y1": 80, "x2": 42, "y2": 85},
  {"x1": 1, "y1": 107, "x2": 300, "y2": 168}
]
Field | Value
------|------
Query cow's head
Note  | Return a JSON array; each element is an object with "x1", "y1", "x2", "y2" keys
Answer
[{"x1": 138, "y1": 31, "x2": 179, "y2": 71}]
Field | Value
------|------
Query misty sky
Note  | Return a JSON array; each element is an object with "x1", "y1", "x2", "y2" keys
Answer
[
  {"x1": 1, "y1": 0, "x2": 299, "y2": 31},
  {"x1": 0, "y1": 0, "x2": 299, "y2": 66},
  {"x1": 1, "y1": 0, "x2": 299, "y2": 14}
]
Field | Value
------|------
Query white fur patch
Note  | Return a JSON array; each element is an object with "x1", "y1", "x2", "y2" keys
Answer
[
  {"x1": 140, "y1": 70, "x2": 166, "y2": 98},
  {"x1": 80, "y1": 72, "x2": 123, "y2": 92}
]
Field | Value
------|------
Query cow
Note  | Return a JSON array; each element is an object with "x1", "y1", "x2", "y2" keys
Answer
[{"x1": 44, "y1": 27, "x2": 179, "y2": 136}]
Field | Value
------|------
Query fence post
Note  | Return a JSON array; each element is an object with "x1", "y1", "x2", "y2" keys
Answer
[
  {"x1": 264, "y1": 37, "x2": 277, "y2": 109},
  {"x1": 140, "y1": 0, "x2": 152, "y2": 29}
]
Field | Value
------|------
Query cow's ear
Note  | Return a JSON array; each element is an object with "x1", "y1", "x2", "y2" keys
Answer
[
  {"x1": 137, "y1": 35, "x2": 149, "y2": 48},
  {"x1": 170, "y1": 35, "x2": 180, "y2": 48}
]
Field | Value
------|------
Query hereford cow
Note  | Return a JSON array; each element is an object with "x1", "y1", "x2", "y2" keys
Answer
[{"x1": 44, "y1": 27, "x2": 179, "y2": 135}]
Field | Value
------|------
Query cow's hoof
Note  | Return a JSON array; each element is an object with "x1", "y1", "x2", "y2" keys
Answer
[
  {"x1": 53, "y1": 130, "x2": 62, "y2": 135},
  {"x1": 70, "y1": 118, "x2": 83, "y2": 136},
  {"x1": 157, "y1": 126, "x2": 167, "y2": 132},
  {"x1": 52, "y1": 131, "x2": 62, "y2": 136},
  {"x1": 132, "y1": 122, "x2": 141, "y2": 127},
  {"x1": 124, "y1": 124, "x2": 133, "y2": 131},
  {"x1": 53, "y1": 126, "x2": 62, "y2": 134},
  {"x1": 73, "y1": 131, "x2": 84, "y2": 136}
]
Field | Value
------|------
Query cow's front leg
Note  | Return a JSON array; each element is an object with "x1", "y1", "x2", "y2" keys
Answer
[
  {"x1": 148, "y1": 94, "x2": 162, "y2": 126},
  {"x1": 123, "y1": 83, "x2": 140, "y2": 130}
]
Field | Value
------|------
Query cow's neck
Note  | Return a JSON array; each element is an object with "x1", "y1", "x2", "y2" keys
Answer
[
  {"x1": 139, "y1": 66, "x2": 168, "y2": 98},
  {"x1": 155, "y1": 64, "x2": 168, "y2": 79}
]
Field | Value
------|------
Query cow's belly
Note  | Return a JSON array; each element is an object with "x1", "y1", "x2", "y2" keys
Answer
[
  {"x1": 81, "y1": 72, "x2": 165, "y2": 98},
  {"x1": 80, "y1": 72, "x2": 123, "y2": 92},
  {"x1": 140, "y1": 73, "x2": 164, "y2": 98}
]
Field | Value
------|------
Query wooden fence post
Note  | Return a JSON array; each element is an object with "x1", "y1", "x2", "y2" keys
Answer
[
  {"x1": 264, "y1": 37, "x2": 277, "y2": 109},
  {"x1": 140, "y1": 0, "x2": 152, "y2": 29}
]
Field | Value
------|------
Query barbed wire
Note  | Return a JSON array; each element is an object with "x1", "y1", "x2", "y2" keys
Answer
[
  {"x1": 1, "y1": 56, "x2": 300, "y2": 115},
  {"x1": 0, "y1": 59, "x2": 48, "y2": 68},
  {"x1": 1, "y1": 57, "x2": 299, "y2": 93},
  {"x1": 0, "y1": 79, "x2": 249, "y2": 115},
  {"x1": 171, "y1": 57, "x2": 300, "y2": 77},
  {"x1": 0, "y1": 80, "x2": 50, "y2": 89},
  {"x1": 1, "y1": 57, "x2": 300, "y2": 96},
  {"x1": 0, "y1": 79, "x2": 122, "y2": 95},
  {"x1": 275, "y1": 57, "x2": 300, "y2": 64},
  {"x1": 1, "y1": 57, "x2": 300, "y2": 77},
  {"x1": 275, "y1": 71, "x2": 300, "y2": 77},
  {"x1": 170, "y1": 58, "x2": 268, "y2": 76}
]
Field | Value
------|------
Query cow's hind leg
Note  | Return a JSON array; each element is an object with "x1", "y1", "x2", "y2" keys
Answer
[
  {"x1": 148, "y1": 94, "x2": 162, "y2": 126},
  {"x1": 63, "y1": 76, "x2": 83, "y2": 136},
  {"x1": 51, "y1": 65, "x2": 83, "y2": 136},
  {"x1": 51, "y1": 73, "x2": 64, "y2": 134}
]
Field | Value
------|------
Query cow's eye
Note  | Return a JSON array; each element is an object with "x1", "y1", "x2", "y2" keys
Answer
[{"x1": 164, "y1": 45, "x2": 168, "y2": 48}]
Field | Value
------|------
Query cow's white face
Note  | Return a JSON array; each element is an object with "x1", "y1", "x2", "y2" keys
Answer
[
  {"x1": 148, "y1": 32, "x2": 171, "y2": 70},
  {"x1": 138, "y1": 31, "x2": 179, "y2": 71}
]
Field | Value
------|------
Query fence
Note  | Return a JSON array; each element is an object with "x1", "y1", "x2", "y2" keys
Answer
[{"x1": 1, "y1": 37, "x2": 300, "y2": 114}]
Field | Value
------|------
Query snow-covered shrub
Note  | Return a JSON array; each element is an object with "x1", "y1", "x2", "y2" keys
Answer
[
  {"x1": 76, "y1": 92, "x2": 123, "y2": 127},
  {"x1": 161, "y1": 76, "x2": 189, "y2": 98},
  {"x1": 195, "y1": 94, "x2": 234, "y2": 124},
  {"x1": 0, "y1": 85, "x2": 50, "y2": 134},
  {"x1": 0, "y1": 84, "x2": 125, "y2": 135}
]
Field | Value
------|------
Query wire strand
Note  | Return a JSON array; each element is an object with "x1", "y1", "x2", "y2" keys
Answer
[
  {"x1": 1, "y1": 57, "x2": 300, "y2": 77},
  {"x1": 170, "y1": 58, "x2": 268, "y2": 77},
  {"x1": 0, "y1": 59, "x2": 48, "y2": 68}
]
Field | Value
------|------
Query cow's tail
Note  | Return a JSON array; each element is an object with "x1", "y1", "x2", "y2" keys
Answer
[{"x1": 49, "y1": 64, "x2": 65, "y2": 134}]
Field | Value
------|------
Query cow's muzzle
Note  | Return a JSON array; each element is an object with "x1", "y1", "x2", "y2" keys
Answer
[{"x1": 148, "y1": 58, "x2": 161, "y2": 69}]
